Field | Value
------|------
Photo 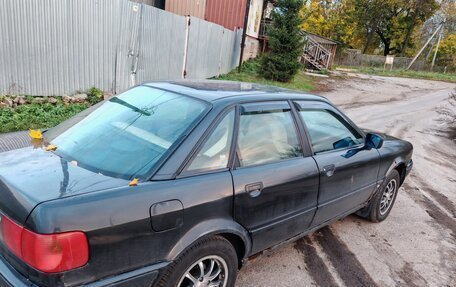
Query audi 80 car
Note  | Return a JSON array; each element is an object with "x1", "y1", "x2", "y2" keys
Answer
[{"x1": 0, "y1": 80, "x2": 413, "y2": 287}]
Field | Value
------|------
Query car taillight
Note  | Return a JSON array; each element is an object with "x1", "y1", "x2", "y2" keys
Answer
[{"x1": 0, "y1": 215, "x2": 89, "y2": 273}]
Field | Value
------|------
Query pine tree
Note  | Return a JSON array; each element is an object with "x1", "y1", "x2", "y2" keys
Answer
[{"x1": 260, "y1": 0, "x2": 305, "y2": 82}]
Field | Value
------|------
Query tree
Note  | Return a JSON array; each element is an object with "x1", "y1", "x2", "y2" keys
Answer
[
  {"x1": 434, "y1": 33, "x2": 456, "y2": 71},
  {"x1": 349, "y1": 0, "x2": 384, "y2": 53},
  {"x1": 300, "y1": 0, "x2": 439, "y2": 56},
  {"x1": 301, "y1": 0, "x2": 358, "y2": 47},
  {"x1": 301, "y1": 0, "x2": 336, "y2": 37},
  {"x1": 260, "y1": 0, "x2": 305, "y2": 82},
  {"x1": 399, "y1": 0, "x2": 438, "y2": 55}
]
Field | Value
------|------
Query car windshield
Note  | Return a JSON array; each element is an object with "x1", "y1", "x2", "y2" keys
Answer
[{"x1": 48, "y1": 86, "x2": 209, "y2": 180}]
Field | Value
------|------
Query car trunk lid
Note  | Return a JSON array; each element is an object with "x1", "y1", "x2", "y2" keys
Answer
[{"x1": 0, "y1": 146, "x2": 128, "y2": 225}]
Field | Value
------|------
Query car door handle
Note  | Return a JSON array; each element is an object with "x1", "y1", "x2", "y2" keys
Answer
[
  {"x1": 322, "y1": 164, "x2": 336, "y2": 177},
  {"x1": 245, "y1": 182, "x2": 263, "y2": 198}
]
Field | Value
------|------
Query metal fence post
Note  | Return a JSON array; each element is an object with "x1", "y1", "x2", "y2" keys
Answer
[{"x1": 182, "y1": 16, "x2": 190, "y2": 79}]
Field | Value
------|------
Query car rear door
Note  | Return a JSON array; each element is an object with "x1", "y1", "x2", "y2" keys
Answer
[
  {"x1": 294, "y1": 101, "x2": 380, "y2": 227},
  {"x1": 231, "y1": 101, "x2": 319, "y2": 254}
]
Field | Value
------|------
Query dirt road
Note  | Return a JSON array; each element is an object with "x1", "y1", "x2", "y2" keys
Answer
[{"x1": 236, "y1": 74, "x2": 456, "y2": 287}]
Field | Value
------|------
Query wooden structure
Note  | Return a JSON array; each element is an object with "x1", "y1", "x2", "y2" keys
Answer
[{"x1": 302, "y1": 31, "x2": 338, "y2": 70}]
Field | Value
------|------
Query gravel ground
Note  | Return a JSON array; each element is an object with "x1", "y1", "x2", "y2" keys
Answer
[
  {"x1": 236, "y1": 74, "x2": 456, "y2": 287},
  {"x1": 0, "y1": 74, "x2": 455, "y2": 287}
]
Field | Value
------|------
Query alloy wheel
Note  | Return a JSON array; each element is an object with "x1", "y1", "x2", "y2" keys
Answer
[
  {"x1": 379, "y1": 179, "x2": 397, "y2": 215},
  {"x1": 177, "y1": 255, "x2": 228, "y2": 287}
]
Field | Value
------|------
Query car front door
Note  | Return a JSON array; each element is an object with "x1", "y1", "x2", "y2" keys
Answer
[
  {"x1": 294, "y1": 101, "x2": 380, "y2": 227},
  {"x1": 231, "y1": 101, "x2": 320, "y2": 254}
]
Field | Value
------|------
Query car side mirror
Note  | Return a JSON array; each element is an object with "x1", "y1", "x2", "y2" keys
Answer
[{"x1": 365, "y1": 133, "x2": 384, "y2": 149}]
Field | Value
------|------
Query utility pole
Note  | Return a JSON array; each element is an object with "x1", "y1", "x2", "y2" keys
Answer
[
  {"x1": 430, "y1": 30, "x2": 443, "y2": 71},
  {"x1": 407, "y1": 23, "x2": 443, "y2": 70}
]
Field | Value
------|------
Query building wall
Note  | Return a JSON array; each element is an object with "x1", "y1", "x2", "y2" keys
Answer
[
  {"x1": 246, "y1": 0, "x2": 263, "y2": 38},
  {"x1": 163, "y1": 0, "x2": 247, "y2": 31},
  {"x1": 165, "y1": 0, "x2": 206, "y2": 19},
  {"x1": 205, "y1": 0, "x2": 247, "y2": 31},
  {"x1": 243, "y1": 35, "x2": 261, "y2": 61}
]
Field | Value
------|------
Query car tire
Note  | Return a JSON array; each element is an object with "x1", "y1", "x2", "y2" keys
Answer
[
  {"x1": 155, "y1": 235, "x2": 238, "y2": 287},
  {"x1": 358, "y1": 169, "x2": 400, "y2": 223}
]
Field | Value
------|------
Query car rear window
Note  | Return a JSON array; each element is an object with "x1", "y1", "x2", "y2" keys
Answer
[{"x1": 50, "y1": 86, "x2": 209, "y2": 180}]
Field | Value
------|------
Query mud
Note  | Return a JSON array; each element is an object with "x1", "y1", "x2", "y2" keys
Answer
[
  {"x1": 315, "y1": 227, "x2": 377, "y2": 287},
  {"x1": 294, "y1": 237, "x2": 338, "y2": 286}
]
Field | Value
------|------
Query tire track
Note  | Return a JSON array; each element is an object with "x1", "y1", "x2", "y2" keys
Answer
[
  {"x1": 397, "y1": 263, "x2": 426, "y2": 287},
  {"x1": 409, "y1": 174, "x2": 456, "y2": 218},
  {"x1": 429, "y1": 146, "x2": 456, "y2": 163},
  {"x1": 315, "y1": 227, "x2": 377, "y2": 287},
  {"x1": 361, "y1": 230, "x2": 428, "y2": 287},
  {"x1": 294, "y1": 237, "x2": 338, "y2": 286},
  {"x1": 403, "y1": 182, "x2": 456, "y2": 241}
]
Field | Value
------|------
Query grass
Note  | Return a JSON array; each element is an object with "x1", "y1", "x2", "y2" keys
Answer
[
  {"x1": 0, "y1": 101, "x2": 89, "y2": 133},
  {"x1": 216, "y1": 60, "x2": 316, "y2": 92},
  {"x1": 338, "y1": 66, "x2": 456, "y2": 83},
  {"x1": 0, "y1": 87, "x2": 103, "y2": 133}
]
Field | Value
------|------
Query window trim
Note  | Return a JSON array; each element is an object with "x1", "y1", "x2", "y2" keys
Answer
[
  {"x1": 177, "y1": 106, "x2": 237, "y2": 178},
  {"x1": 288, "y1": 99, "x2": 313, "y2": 156},
  {"x1": 234, "y1": 100, "x2": 306, "y2": 169},
  {"x1": 293, "y1": 101, "x2": 366, "y2": 155}
]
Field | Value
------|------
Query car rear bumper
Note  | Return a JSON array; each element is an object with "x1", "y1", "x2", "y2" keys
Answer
[
  {"x1": 0, "y1": 253, "x2": 35, "y2": 287},
  {"x1": 0, "y1": 252, "x2": 169, "y2": 287},
  {"x1": 87, "y1": 262, "x2": 168, "y2": 287}
]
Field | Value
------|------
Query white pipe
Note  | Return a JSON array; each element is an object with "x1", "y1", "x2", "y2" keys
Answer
[{"x1": 182, "y1": 16, "x2": 190, "y2": 79}]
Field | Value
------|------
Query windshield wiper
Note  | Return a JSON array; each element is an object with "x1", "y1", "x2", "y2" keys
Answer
[{"x1": 109, "y1": 97, "x2": 151, "y2": 116}]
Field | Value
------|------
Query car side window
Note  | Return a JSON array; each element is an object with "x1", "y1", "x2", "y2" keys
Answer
[
  {"x1": 186, "y1": 110, "x2": 235, "y2": 172},
  {"x1": 299, "y1": 109, "x2": 363, "y2": 154},
  {"x1": 237, "y1": 104, "x2": 302, "y2": 167}
]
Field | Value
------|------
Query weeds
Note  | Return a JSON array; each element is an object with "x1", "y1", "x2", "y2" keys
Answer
[
  {"x1": 0, "y1": 87, "x2": 104, "y2": 133},
  {"x1": 0, "y1": 102, "x2": 89, "y2": 133},
  {"x1": 87, "y1": 87, "x2": 104, "y2": 105}
]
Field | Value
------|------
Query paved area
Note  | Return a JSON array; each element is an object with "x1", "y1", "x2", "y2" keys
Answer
[
  {"x1": 0, "y1": 130, "x2": 31, "y2": 152},
  {"x1": 236, "y1": 74, "x2": 456, "y2": 287}
]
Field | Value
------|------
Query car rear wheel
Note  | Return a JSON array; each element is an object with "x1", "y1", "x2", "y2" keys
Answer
[
  {"x1": 155, "y1": 236, "x2": 238, "y2": 287},
  {"x1": 359, "y1": 169, "x2": 400, "y2": 222}
]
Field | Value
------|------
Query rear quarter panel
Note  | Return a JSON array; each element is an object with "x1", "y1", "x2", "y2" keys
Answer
[{"x1": 23, "y1": 172, "x2": 234, "y2": 286}]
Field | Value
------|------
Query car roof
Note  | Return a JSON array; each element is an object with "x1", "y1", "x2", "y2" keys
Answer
[{"x1": 142, "y1": 80, "x2": 329, "y2": 104}]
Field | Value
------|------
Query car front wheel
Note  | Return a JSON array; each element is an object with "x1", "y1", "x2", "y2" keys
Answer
[
  {"x1": 359, "y1": 169, "x2": 400, "y2": 222},
  {"x1": 155, "y1": 236, "x2": 238, "y2": 287}
]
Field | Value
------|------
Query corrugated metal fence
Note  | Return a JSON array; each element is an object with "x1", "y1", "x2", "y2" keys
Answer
[{"x1": 0, "y1": 0, "x2": 242, "y2": 96}]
